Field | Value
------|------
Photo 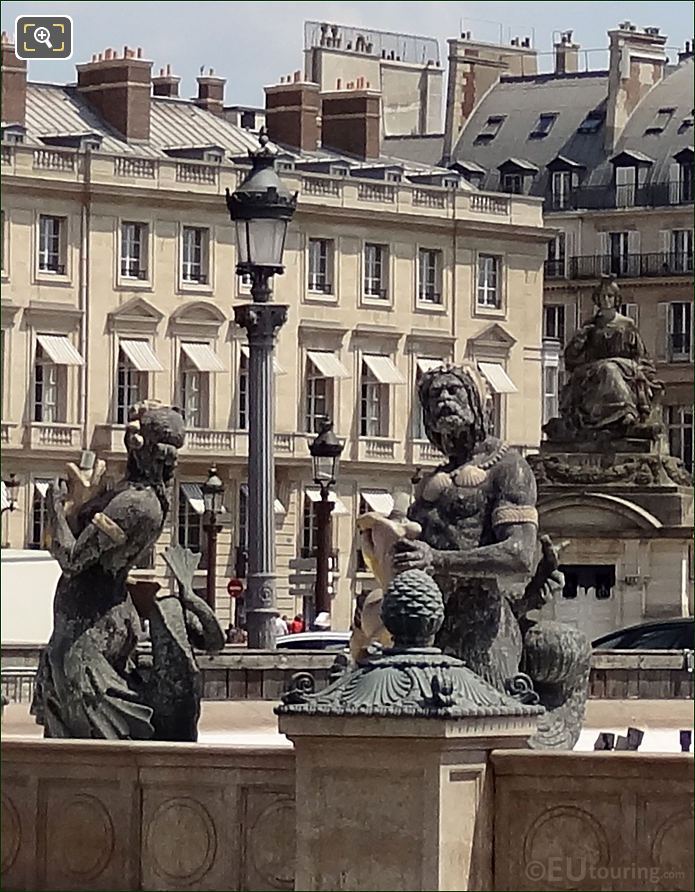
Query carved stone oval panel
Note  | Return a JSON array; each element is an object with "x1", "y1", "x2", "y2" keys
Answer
[
  {"x1": 54, "y1": 794, "x2": 115, "y2": 880},
  {"x1": 1, "y1": 795, "x2": 21, "y2": 874},
  {"x1": 250, "y1": 798, "x2": 295, "y2": 889},
  {"x1": 651, "y1": 808, "x2": 694, "y2": 891},
  {"x1": 147, "y1": 797, "x2": 216, "y2": 884},
  {"x1": 523, "y1": 805, "x2": 609, "y2": 888}
]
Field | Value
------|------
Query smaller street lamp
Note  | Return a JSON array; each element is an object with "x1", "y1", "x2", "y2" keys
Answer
[
  {"x1": 309, "y1": 419, "x2": 344, "y2": 623},
  {"x1": 1, "y1": 473, "x2": 20, "y2": 514},
  {"x1": 202, "y1": 466, "x2": 224, "y2": 613}
]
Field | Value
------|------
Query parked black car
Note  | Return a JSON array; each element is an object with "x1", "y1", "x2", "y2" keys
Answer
[{"x1": 592, "y1": 617, "x2": 694, "y2": 650}]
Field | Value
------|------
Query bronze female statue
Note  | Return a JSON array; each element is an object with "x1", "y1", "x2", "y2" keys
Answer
[{"x1": 555, "y1": 275, "x2": 662, "y2": 439}]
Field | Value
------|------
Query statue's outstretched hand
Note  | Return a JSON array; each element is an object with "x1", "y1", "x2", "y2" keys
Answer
[
  {"x1": 392, "y1": 538, "x2": 434, "y2": 575},
  {"x1": 531, "y1": 535, "x2": 567, "y2": 607}
]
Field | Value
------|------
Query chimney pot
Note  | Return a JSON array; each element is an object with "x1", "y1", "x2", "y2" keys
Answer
[
  {"x1": 265, "y1": 79, "x2": 320, "y2": 151},
  {"x1": 166, "y1": 63, "x2": 171, "y2": 75},
  {"x1": 294, "y1": 69, "x2": 301, "y2": 82},
  {"x1": 321, "y1": 88, "x2": 381, "y2": 159},
  {"x1": 336, "y1": 77, "x2": 341, "y2": 89},
  {"x1": 77, "y1": 47, "x2": 152, "y2": 140},
  {"x1": 136, "y1": 47, "x2": 142, "y2": 58}
]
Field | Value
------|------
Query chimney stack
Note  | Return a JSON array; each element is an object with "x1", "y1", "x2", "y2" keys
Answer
[
  {"x1": 265, "y1": 78, "x2": 320, "y2": 151},
  {"x1": 678, "y1": 39, "x2": 694, "y2": 63},
  {"x1": 442, "y1": 33, "x2": 537, "y2": 163},
  {"x1": 320, "y1": 87, "x2": 381, "y2": 160},
  {"x1": 152, "y1": 64, "x2": 180, "y2": 98},
  {"x1": 605, "y1": 22, "x2": 667, "y2": 151},
  {"x1": 554, "y1": 31, "x2": 580, "y2": 74},
  {"x1": 195, "y1": 68, "x2": 226, "y2": 115},
  {"x1": 76, "y1": 45, "x2": 152, "y2": 141},
  {"x1": 1, "y1": 32, "x2": 27, "y2": 126}
]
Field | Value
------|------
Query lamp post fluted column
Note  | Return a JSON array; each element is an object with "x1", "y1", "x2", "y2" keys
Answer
[
  {"x1": 226, "y1": 127, "x2": 297, "y2": 649},
  {"x1": 314, "y1": 490, "x2": 334, "y2": 618},
  {"x1": 234, "y1": 298, "x2": 288, "y2": 649}
]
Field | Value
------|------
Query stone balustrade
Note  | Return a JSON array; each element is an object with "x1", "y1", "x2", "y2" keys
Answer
[
  {"x1": 32, "y1": 149, "x2": 76, "y2": 171},
  {"x1": 175, "y1": 161, "x2": 219, "y2": 185},
  {"x1": 470, "y1": 193, "x2": 511, "y2": 215},
  {"x1": 358, "y1": 436, "x2": 398, "y2": 461},
  {"x1": 27, "y1": 423, "x2": 81, "y2": 449},
  {"x1": 113, "y1": 156, "x2": 157, "y2": 179},
  {"x1": 7, "y1": 145, "x2": 543, "y2": 228}
]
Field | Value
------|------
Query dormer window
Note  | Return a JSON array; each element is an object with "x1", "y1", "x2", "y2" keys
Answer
[
  {"x1": 645, "y1": 107, "x2": 675, "y2": 135},
  {"x1": 577, "y1": 109, "x2": 604, "y2": 134},
  {"x1": 610, "y1": 150, "x2": 653, "y2": 208},
  {"x1": 475, "y1": 115, "x2": 505, "y2": 144},
  {"x1": 529, "y1": 113, "x2": 558, "y2": 139},
  {"x1": 497, "y1": 159, "x2": 538, "y2": 196},
  {"x1": 1, "y1": 125, "x2": 25, "y2": 145}
]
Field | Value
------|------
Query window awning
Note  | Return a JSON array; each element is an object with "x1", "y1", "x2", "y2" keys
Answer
[
  {"x1": 417, "y1": 358, "x2": 445, "y2": 374},
  {"x1": 307, "y1": 350, "x2": 350, "y2": 379},
  {"x1": 36, "y1": 334, "x2": 84, "y2": 366},
  {"x1": 181, "y1": 483, "x2": 205, "y2": 515},
  {"x1": 478, "y1": 361, "x2": 518, "y2": 394},
  {"x1": 1, "y1": 482, "x2": 9, "y2": 512},
  {"x1": 305, "y1": 487, "x2": 349, "y2": 515},
  {"x1": 361, "y1": 490, "x2": 394, "y2": 516},
  {"x1": 240, "y1": 483, "x2": 286, "y2": 515},
  {"x1": 120, "y1": 339, "x2": 164, "y2": 372},
  {"x1": 363, "y1": 354, "x2": 406, "y2": 385},
  {"x1": 181, "y1": 342, "x2": 225, "y2": 373},
  {"x1": 240, "y1": 345, "x2": 285, "y2": 375},
  {"x1": 34, "y1": 480, "x2": 51, "y2": 498}
]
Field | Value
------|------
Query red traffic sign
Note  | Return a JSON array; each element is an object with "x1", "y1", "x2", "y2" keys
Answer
[{"x1": 227, "y1": 578, "x2": 244, "y2": 598}]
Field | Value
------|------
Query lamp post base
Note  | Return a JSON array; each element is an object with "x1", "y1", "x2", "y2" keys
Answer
[{"x1": 245, "y1": 571, "x2": 279, "y2": 649}]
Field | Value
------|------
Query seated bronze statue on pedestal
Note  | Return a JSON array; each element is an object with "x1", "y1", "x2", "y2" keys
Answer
[
  {"x1": 353, "y1": 364, "x2": 591, "y2": 749},
  {"x1": 546, "y1": 275, "x2": 663, "y2": 442}
]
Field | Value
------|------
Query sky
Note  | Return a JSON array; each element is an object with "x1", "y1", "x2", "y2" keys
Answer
[{"x1": 2, "y1": 1, "x2": 692, "y2": 108}]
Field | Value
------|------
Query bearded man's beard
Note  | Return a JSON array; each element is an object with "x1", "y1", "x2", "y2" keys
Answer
[{"x1": 430, "y1": 406, "x2": 478, "y2": 460}]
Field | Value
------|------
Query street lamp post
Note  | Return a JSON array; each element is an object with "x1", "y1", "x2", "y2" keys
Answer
[
  {"x1": 202, "y1": 466, "x2": 224, "y2": 613},
  {"x1": 309, "y1": 419, "x2": 344, "y2": 622},
  {"x1": 226, "y1": 130, "x2": 297, "y2": 649}
]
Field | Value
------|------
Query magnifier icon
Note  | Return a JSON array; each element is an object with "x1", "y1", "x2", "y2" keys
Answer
[{"x1": 34, "y1": 26, "x2": 53, "y2": 49}]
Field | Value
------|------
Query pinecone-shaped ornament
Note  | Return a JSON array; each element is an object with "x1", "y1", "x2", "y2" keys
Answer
[{"x1": 380, "y1": 569, "x2": 445, "y2": 649}]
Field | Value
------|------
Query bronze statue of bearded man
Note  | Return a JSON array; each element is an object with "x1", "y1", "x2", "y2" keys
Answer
[{"x1": 390, "y1": 363, "x2": 591, "y2": 749}]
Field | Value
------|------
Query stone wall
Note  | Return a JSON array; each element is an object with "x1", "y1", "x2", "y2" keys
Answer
[
  {"x1": 1, "y1": 741, "x2": 692, "y2": 891},
  {"x1": 1, "y1": 740, "x2": 295, "y2": 892},
  {"x1": 493, "y1": 750, "x2": 693, "y2": 891},
  {"x1": 3, "y1": 646, "x2": 692, "y2": 705}
]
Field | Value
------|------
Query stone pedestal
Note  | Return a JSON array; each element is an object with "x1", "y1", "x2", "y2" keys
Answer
[
  {"x1": 280, "y1": 714, "x2": 535, "y2": 891},
  {"x1": 528, "y1": 441, "x2": 693, "y2": 637}
]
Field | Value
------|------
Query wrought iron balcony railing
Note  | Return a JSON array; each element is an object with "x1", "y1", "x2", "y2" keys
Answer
[
  {"x1": 569, "y1": 253, "x2": 694, "y2": 280},
  {"x1": 545, "y1": 180, "x2": 693, "y2": 212}
]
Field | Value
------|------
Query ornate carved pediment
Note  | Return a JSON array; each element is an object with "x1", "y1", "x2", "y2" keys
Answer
[
  {"x1": 466, "y1": 323, "x2": 517, "y2": 359},
  {"x1": 168, "y1": 301, "x2": 226, "y2": 338},
  {"x1": 107, "y1": 296, "x2": 164, "y2": 335}
]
